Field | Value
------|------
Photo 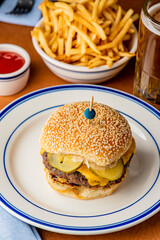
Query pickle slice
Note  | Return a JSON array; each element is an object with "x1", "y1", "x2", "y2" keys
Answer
[
  {"x1": 89, "y1": 159, "x2": 124, "y2": 181},
  {"x1": 47, "y1": 153, "x2": 83, "y2": 173}
]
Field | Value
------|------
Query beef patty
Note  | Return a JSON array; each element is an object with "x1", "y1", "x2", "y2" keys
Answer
[{"x1": 42, "y1": 152, "x2": 132, "y2": 188}]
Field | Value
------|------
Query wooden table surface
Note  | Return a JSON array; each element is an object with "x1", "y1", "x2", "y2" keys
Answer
[{"x1": 0, "y1": 0, "x2": 159, "y2": 239}]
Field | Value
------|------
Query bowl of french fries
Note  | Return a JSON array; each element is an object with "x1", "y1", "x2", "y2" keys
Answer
[{"x1": 32, "y1": 0, "x2": 139, "y2": 84}]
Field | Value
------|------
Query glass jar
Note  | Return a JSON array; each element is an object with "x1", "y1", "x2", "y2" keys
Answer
[{"x1": 133, "y1": 0, "x2": 160, "y2": 110}]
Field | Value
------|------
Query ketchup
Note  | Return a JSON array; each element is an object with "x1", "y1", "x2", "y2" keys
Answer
[{"x1": 0, "y1": 51, "x2": 25, "y2": 74}]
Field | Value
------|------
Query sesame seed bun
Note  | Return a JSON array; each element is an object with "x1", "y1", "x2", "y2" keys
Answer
[
  {"x1": 40, "y1": 101, "x2": 132, "y2": 166},
  {"x1": 44, "y1": 168, "x2": 126, "y2": 200}
]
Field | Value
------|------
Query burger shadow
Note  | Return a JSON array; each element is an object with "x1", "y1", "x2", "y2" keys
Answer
[{"x1": 121, "y1": 148, "x2": 157, "y2": 192}]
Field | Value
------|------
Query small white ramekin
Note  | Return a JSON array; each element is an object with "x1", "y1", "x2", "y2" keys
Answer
[{"x1": 0, "y1": 44, "x2": 30, "y2": 96}]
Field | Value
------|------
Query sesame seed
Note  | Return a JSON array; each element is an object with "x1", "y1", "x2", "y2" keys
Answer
[{"x1": 40, "y1": 101, "x2": 132, "y2": 166}]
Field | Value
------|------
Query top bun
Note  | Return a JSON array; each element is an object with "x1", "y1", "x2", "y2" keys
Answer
[{"x1": 40, "y1": 101, "x2": 132, "y2": 166}]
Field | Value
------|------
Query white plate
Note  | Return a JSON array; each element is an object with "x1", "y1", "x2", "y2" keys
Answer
[{"x1": 0, "y1": 84, "x2": 160, "y2": 235}]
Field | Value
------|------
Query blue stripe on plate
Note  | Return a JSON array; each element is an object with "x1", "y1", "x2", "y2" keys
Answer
[
  {"x1": 0, "y1": 66, "x2": 29, "y2": 81},
  {"x1": 0, "y1": 195, "x2": 159, "y2": 231},
  {"x1": 1, "y1": 85, "x2": 160, "y2": 121},
  {"x1": 2, "y1": 105, "x2": 160, "y2": 219}
]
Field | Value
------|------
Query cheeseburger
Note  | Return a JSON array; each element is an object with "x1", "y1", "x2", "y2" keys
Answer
[{"x1": 40, "y1": 101, "x2": 136, "y2": 200}]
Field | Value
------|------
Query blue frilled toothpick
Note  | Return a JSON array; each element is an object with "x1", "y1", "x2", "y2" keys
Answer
[{"x1": 84, "y1": 96, "x2": 96, "y2": 120}]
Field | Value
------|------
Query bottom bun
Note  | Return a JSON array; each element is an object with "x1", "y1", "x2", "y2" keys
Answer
[{"x1": 44, "y1": 168, "x2": 126, "y2": 200}]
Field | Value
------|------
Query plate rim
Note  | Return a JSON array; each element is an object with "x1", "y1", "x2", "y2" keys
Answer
[
  {"x1": 1, "y1": 84, "x2": 160, "y2": 120},
  {"x1": 2, "y1": 106, "x2": 160, "y2": 219},
  {"x1": 0, "y1": 84, "x2": 160, "y2": 234},
  {"x1": 1, "y1": 195, "x2": 160, "y2": 233}
]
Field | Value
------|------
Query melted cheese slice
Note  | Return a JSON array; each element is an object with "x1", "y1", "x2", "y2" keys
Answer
[
  {"x1": 78, "y1": 165, "x2": 109, "y2": 186},
  {"x1": 41, "y1": 138, "x2": 136, "y2": 187},
  {"x1": 40, "y1": 148, "x2": 45, "y2": 155},
  {"x1": 122, "y1": 138, "x2": 136, "y2": 165},
  {"x1": 78, "y1": 138, "x2": 136, "y2": 186}
]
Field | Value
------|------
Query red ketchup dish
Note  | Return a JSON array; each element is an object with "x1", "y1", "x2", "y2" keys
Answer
[
  {"x1": 0, "y1": 51, "x2": 25, "y2": 74},
  {"x1": 0, "y1": 44, "x2": 30, "y2": 96}
]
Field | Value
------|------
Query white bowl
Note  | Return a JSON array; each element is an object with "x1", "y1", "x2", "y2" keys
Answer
[
  {"x1": 0, "y1": 44, "x2": 30, "y2": 96},
  {"x1": 32, "y1": 18, "x2": 138, "y2": 84}
]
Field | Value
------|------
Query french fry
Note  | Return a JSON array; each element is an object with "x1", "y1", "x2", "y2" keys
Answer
[
  {"x1": 39, "y1": 2, "x2": 51, "y2": 36},
  {"x1": 111, "y1": 5, "x2": 122, "y2": 32},
  {"x1": 51, "y1": 39, "x2": 58, "y2": 53},
  {"x1": 70, "y1": 48, "x2": 81, "y2": 55},
  {"x1": 76, "y1": 26, "x2": 82, "y2": 46},
  {"x1": 75, "y1": 13, "x2": 106, "y2": 40},
  {"x1": 98, "y1": 18, "x2": 133, "y2": 49},
  {"x1": 63, "y1": 18, "x2": 69, "y2": 39},
  {"x1": 86, "y1": 49, "x2": 116, "y2": 61},
  {"x1": 74, "y1": 13, "x2": 96, "y2": 34},
  {"x1": 70, "y1": 24, "x2": 101, "y2": 54},
  {"x1": 103, "y1": 10, "x2": 114, "y2": 22},
  {"x1": 70, "y1": 54, "x2": 83, "y2": 62},
  {"x1": 105, "y1": 0, "x2": 118, "y2": 8},
  {"x1": 56, "y1": 55, "x2": 66, "y2": 61},
  {"x1": 48, "y1": 32, "x2": 56, "y2": 47},
  {"x1": 118, "y1": 41, "x2": 124, "y2": 51},
  {"x1": 46, "y1": 1, "x2": 74, "y2": 21},
  {"x1": 88, "y1": 56, "x2": 100, "y2": 64},
  {"x1": 55, "y1": 2, "x2": 74, "y2": 21},
  {"x1": 77, "y1": 3, "x2": 91, "y2": 20},
  {"x1": 128, "y1": 28, "x2": 135, "y2": 34},
  {"x1": 92, "y1": 0, "x2": 100, "y2": 20},
  {"x1": 113, "y1": 45, "x2": 119, "y2": 54},
  {"x1": 98, "y1": 0, "x2": 107, "y2": 16},
  {"x1": 32, "y1": 0, "x2": 138, "y2": 69},
  {"x1": 65, "y1": 27, "x2": 75, "y2": 56},
  {"x1": 106, "y1": 59, "x2": 113, "y2": 68},
  {"x1": 89, "y1": 59, "x2": 106, "y2": 68},
  {"x1": 38, "y1": 29, "x2": 56, "y2": 58},
  {"x1": 122, "y1": 34, "x2": 131, "y2": 41},
  {"x1": 31, "y1": 29, "x2": 39, "y2": 41},
  {"x1": 109, "y1": 9, "x2": 134, "y2": 40},
  {"x1": 91, "y1": 21, "x2": 107, "y2": 40},
  {"x1": 58, "y1": 0, "x2": 90, "y2": 3},
  {"x1": 48, "y1": 9, "x2": 58, "y2": 32},
  {"x1": 102, "y1": 20, "x2": 112, "y2": 28},
  {"x1": 81, "y1": 26, "x2": 87, "y2": 54},
  {"x1": 104, "y1": 26, "x2": 110, "y2": 35},
  {"x1": 81, "y1": 55, "x2": 89, "y2": 63},
  {"x1": 131, "y1": 13, "x2": 139, "y2": 22},
  {"x1": 118, "y1": 51, "x2": 135, "y2": 57},
  {"x1": 111, "y1": 3, "x2": 118, "y2": 11},
  {"x1": 58, "y1": 38, "x2": 64, "y2": 55},
  {"x1": 107, "y1": 49, "x2": 114, "y2": 57},
  {"x1": 89, "y1": 32, "x2": 96, "y2": 42},
  {"x1": 107, "y1": 7, "x2": 116, "y2": 20}
]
